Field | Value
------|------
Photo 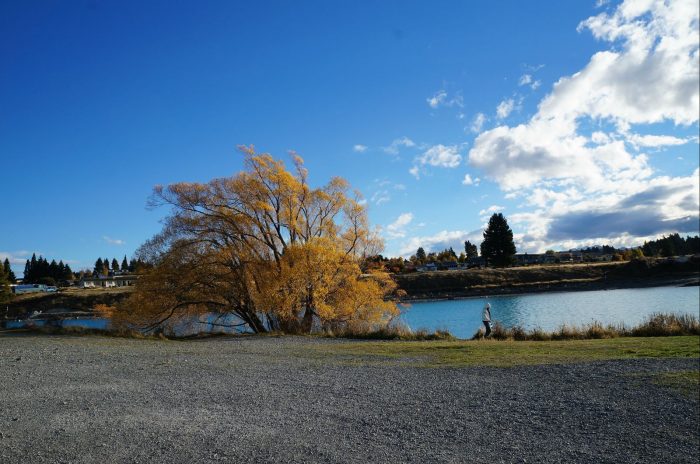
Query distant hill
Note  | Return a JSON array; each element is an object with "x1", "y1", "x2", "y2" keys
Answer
[
  {"x1": 2, "y1": 287, "x2": 132, "y2": 320},
  {"x1": 394, "y1": 258, "x2": 700, "y2": 300}
]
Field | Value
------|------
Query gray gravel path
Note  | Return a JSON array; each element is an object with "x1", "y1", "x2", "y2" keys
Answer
[{"x1": 1, "y1": 335, "x2": 698, "y2": 464}]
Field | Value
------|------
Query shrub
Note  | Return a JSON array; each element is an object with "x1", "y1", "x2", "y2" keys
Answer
[{"x1": 470, "y1": 313, "x2": 698, "y2": 341}]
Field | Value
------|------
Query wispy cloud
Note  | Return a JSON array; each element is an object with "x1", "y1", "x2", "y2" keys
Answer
[
  {"x1": 353, "y1": 144, "x2": 368, "y2": 153},
  {"x1": 426, "y1": 90, "x2": 464, "y2": 109},
  {"x1": 383, "y1": 137, "x2": 416, "y2": 156},
  {"x1": 103, "y1": 236, "x2": 125, "y2": 246},
  {"x1": 397, "y1": 229, "x2": 483, "y2": 257},
  {"x1": 462, "y1": 174, "x2": 480, "y2": 186},
  {"x1": 479, "y1": 205, "x2": 505, "y2": 221},
  {"x1": 470, "y1": 113, "x2": 487, "y2": 133},
  {"x1": 0, "y1": 250, "x2": 33, "y2": 265},
  {"x1": 518, "y1": 74, "x2": 541, "y2": 90},
  {"x1": 496, "y1": 98, "x2": 515, "y2": 119},
  {"x1": 386, "y1": 212, "x2": 414, "y2": 238},
  {"x1": 371, "y1": 190, "x2": 390, "y2": 205},
  {"x1": 410, "y1": 144, "x2": 462, "y2": 179}
]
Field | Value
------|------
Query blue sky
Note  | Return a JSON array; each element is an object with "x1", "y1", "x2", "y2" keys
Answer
[{"x1": 1, "y1": 0, "x2": 698, "y2": 274}]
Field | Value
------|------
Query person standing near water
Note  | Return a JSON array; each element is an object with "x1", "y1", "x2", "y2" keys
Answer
[{"x1": 482, "y1": 300, "x2": 492, "y2": 338}]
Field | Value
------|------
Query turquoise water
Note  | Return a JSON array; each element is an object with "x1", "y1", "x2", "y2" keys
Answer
[{"x1": 400, "y1": 286, "x2": 700, "y2": 339}]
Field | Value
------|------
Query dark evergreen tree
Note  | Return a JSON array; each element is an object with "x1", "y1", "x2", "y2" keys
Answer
[
  {"x1": 28, "y1": 253, "x2": 38, "y2": 282},
  {"x1": 416, "y1": 247, "x2": 426, "y2": 263},
  {"x1": 62, "y1": 263, "x2": 73, "y2": 280},
  {"x1": 0, "y1": 267, "x2": 10, "y2": 303},
  {"x1": 111, "y1": 258, "x2": 120, "y2": 272},
  {"x1": 3, "y1": 258, "x2": 16, "y2": 283},
  {"x1": 48, "y1": 259, "x2": 59, "y2": 281},
  {"x1": 464, "y1": 240, "x2": 478, "y2": 259},
  {"x1": 121, "y1": 255, "x2": 129, "y2": 273},
  {"x1": 94, "y1": 258, "x2": 104, "y2": 276},
  {"x1": 480, "y1": 213, "x2": 517, "y2": 267}
]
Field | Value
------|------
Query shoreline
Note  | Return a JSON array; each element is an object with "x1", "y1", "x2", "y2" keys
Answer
[{"x1": 398, "y1": 274, "x2": 699, "y2": 303}]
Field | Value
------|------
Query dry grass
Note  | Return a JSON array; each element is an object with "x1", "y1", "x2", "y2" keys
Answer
[
  {"x1": 323, "y1": 320, "x2": 456, "y2": 341},
  {"x1": 472, "y1": 312, "x2": 700, "y2": 341}
]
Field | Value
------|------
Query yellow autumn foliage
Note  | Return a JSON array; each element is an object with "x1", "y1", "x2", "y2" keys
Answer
[{"x1": 116, "y1": 147, "x2": 398, "y2": 334}]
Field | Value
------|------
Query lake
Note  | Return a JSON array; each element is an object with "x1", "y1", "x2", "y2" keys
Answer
[
  {"x1": 400, "y1": 286, "x2": 700, "y2": 339},
  {"x1": 4, "y1": 286, "x2": 697, "y2": 338}
]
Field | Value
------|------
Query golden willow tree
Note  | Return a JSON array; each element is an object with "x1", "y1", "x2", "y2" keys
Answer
[{"x1": 115, "y1": 146, "x2": 399, "y2": 334}]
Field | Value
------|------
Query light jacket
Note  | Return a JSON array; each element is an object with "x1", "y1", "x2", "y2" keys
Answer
[{"x1": 482, "y1": 303, "x2": 491, "y2": 322}]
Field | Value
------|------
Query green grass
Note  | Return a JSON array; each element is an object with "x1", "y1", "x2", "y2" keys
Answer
[{"x1": 306, "y1": 336, "x2": 700, "y2": 368}]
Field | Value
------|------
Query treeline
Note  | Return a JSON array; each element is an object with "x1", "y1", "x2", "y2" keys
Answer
[
  {"x1": 641, "y1": 234, "x2": 700, "y2": 257},
  {"x1": 23, "y1": 254, "x2": 73, "y2": 285},
  {"x1": 92, "y1": 256, "x2": 150, "y2": 276},
  {"x1": 1, "y1": 259, "x2": 15, "y2": 301},
  {"x1": 3, "y1": 258, "x2": 17, "y2": 283}
]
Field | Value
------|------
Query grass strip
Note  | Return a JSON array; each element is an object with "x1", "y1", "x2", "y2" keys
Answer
[{"x1": 308, "y1": 336, "x2": 700, "y2": 368}]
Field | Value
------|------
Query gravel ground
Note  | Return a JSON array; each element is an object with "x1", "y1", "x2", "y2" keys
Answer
[{"x1": 0, "y1": 334, "x2": 698, "y2": 464}]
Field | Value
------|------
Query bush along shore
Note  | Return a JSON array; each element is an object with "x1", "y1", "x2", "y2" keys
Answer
[
  {"x1": 5, "y1": 312, "x2": 699, "y2": 343},
  {"x1": 472, "y1": 313, "x2": 700, "y2": 341}
]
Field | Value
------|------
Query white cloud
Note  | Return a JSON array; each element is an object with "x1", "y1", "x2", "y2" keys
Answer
[
  {"x1": 427, "y1": 90, "x2": 463, "y2": 109},
  {"x1": 519, "y1": 74, "x2": 533, "y2": 86},
  {"x1": 0, "y1": 250, "x2": 32, "y2": 265},
  {"x1": 624, "y1": 133, "x2": 692, "y2": 149},
  {"x1": 518, "y1": 74, "x2": 542, "y2": 90},
  {"x1": 496, "y1": 98, "x2": 515, "y2": 119},
  {"x1": 371, "y1": 190, "x2": 390, "y2": 206},
  {"x1": 409, "y1": 144, "x2": 462, "y2": 179},
  {"x1": 470, "y1": 113, "x2": 487, "y2": 133},
  {"x1": 417, "y1": 144, "x2": 462, "y2": 168},
  {"x1": 386, "y1": 213, "x2": 414, "y2": 239},
  {"x1": 353, "y1": 144, "x2": 368, "y2": 153},
  {"x1": 396, "y1": 229, "x2": 483, "y2": 257},
  {"x1": 461, "y1": 174, "x2": 482, "y2": 187},
  {"x1": 467, "y1": 0, "x2": 700, "y2": 250},
  {"x1": 479, "y1": 205, "x2": 505, "y2": 216},
  {"x1": 427, "y1": 90, "x2": 447, "y2": 109},
  {"x1": 384, "y1": 137, "x2": 416, "y2": 156},
  {"x1": 103, "y1": 236, "x2": 125, "y2": 246}
]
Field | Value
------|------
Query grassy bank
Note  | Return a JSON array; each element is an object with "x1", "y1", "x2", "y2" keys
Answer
[
  {"x1": 2, "y1": 286, "x2": 132, "y2": 319},
  {"x1": 307, "y1": 336, "x2": 700, "y2": 368},
  {"x1": 473, "y1": 313, "x2": 700, "y2": 341},
  {"x1": 395, "y1": 259, "x2": 699, "y2": 299}
]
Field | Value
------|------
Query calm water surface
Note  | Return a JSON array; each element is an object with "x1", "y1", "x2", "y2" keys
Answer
[{"x1": 400, "y1": 286, "x2": 700, "y2": 339}]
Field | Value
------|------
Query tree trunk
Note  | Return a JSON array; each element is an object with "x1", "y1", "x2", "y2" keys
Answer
[{"x1": 301, "y1": 306, "x2": 314, "y2": 333}]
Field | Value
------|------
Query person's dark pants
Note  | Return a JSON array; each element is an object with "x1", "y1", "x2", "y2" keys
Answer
[{"x1": 483, "y1": 321, "x2": 491, "y2": 337}]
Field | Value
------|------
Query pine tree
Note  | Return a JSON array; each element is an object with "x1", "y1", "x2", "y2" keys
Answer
[
  {"x1": 121, "y1": 255, "x2": 129, "y2": 273},
  {"x1": 62, "y1": 263, "x2": 73, "y2": 280},
  {"x1": 111, "y1": 258, "x2": 120, "y2": 272},
  {"x1": 464, "y1": 240, "x2": 478, "y2": 259},
  {"x1": 0, "y1": 266, "x2": 10, "y2": 303},
  {"x1": 3, "y1": 258, "x2": 16, "y2": 283},
  {"x1": 94, "y1": 258, "x2": 104, "y2": 276},
  {"x1": 416, "y1": 247, "x2": 426, "y2": 264},
  {"x1": 28, "y1": 253, "x2": 38, "y2": 282},
  {"x1": 480, "y1": 213, "x2": 517, "y2": 267},
  {"x1": 48, "y1": 259, "x2": 59, "y2": 281}
]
